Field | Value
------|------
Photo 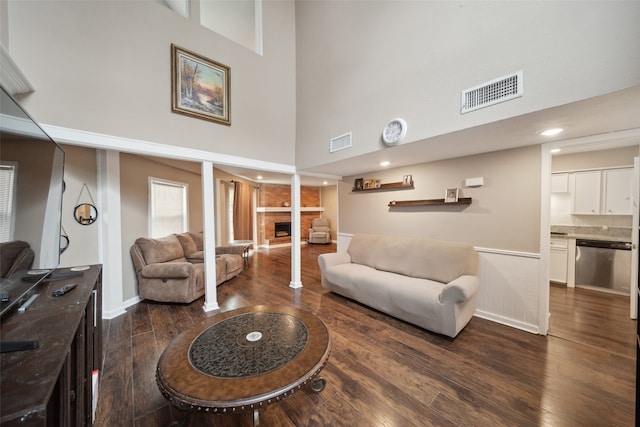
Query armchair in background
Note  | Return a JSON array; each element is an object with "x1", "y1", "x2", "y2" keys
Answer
[
  {"x1": 0, "y1": 240, "x2": 34, "y2": 279},
  {"x1": 308, "y1": 218, "x2": 331, "y2": 244}
]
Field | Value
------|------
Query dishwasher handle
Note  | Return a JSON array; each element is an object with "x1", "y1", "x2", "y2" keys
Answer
[{"x1": 576, "y1": 239, "x2": 632, "y2": 250}]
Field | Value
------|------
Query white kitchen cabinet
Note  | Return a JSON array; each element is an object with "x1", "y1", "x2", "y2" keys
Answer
[
  {"x1": 551, "y1": 173, "x2": 569, "y2": 193},
  {"x1": 572, "y1": 170, "x2": 601, "y2": 214},
  {"x1": 550, "y1": 238, "x2": 568, "y2": 283},
  {"x1": 603, "y1": 168, "x2": 633, "y2": 214},
  {"x1": 571, "y1": 167, "x2": 633, "y2": 215}
]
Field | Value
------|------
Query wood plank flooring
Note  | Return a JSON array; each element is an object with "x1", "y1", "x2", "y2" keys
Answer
[{"x1": 95, "y1": 244, "x2": 636, "y2": 426}]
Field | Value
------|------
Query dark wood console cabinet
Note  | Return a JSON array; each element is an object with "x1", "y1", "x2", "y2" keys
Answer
[{"x1": 1, "y1": 265, "x2": 102, "y2": 426}]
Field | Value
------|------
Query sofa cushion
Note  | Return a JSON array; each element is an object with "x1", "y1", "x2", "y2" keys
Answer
[
  {"x1": 348, "y1": 233, "x2": 477, "y2": 284},
  {"x1": 312, "y1": 226, "x2": 330, "y2": 232},
  {"x1": 189, "y1": 232, "x2": 204, "y2": 251},
  {"x1": 141, "y1": 262, "x2": 191, "y2": 279},
  {"x1": 175, "y1": 233, "x2": 198, "y2": 255},
  {"x1": 135, "y1": 235, "x2": 186, "y2": 264}
]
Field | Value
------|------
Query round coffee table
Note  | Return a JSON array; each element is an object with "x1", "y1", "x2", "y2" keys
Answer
[{"x1": 156, "y1": 305, "x2": 331, "y2": 426}]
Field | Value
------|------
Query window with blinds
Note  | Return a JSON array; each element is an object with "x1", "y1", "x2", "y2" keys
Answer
[
  {"x1": 0, "y1": 162, "x2": 17, "y2": 242},
  {"x1": 149, "y1": 177, "x2": 188, "y2": 238}
]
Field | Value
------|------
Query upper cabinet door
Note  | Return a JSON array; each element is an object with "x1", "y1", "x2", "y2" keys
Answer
[
  {"x1": 572, "y1": 170, "x2": 601, "y2": 214},
  {"x1": 603, "y1": 168, "x2": 633, "y2": 215},
  {"x1": 551, "y1": 173, "x2": 569, "y2": 193}
]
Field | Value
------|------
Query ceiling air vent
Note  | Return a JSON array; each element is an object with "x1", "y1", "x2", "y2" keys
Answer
[
  {"x1": 461, "y1": 70, "x2": 523, "y2": 114},
  {"x1": 329, "y1": 132, "x2": 352, "y2": 153}
]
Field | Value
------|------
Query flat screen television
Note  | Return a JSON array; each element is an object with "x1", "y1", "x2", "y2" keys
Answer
[{"x1": 0, "y1": 85, "x2": 65, "y2": 317}]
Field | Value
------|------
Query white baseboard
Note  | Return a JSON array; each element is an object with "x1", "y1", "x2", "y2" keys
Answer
[{"x1": 474, "y1": 310, "x2": 539, "y2": 335}]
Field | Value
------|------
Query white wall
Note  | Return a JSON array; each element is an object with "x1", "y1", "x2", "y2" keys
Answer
[
  {"x1": 339, "y1": 145, "x2": 541, "y2": 253},
  {"x1": 59, "y1": 144, "x2": 100, "y2": 269},
  {"x1": 295, "y1": 1, "x2": 640, "y2": 171},
  {"x1": 6, "y1": 0, "x2": 296, "y2": 165}
]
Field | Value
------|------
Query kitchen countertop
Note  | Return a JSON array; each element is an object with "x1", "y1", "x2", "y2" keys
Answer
[{"x1": 550, "y1": 225, "x2": 632, "y2": 243}]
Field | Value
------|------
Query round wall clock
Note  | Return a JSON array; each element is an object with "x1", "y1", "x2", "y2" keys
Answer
[{"x1": 382, "y1": 118, "x2": 407, "y2": 146}]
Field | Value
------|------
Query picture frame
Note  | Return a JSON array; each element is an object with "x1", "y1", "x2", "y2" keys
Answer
[
  {"x1": 354, "y1": 178, "x2": 364, "y2": 190},
  {"x1": 171, "y1": 44, "x2": 231, "y2": 126},
  {"x1": 445, "y1": 188, "x2": 459, "y2": 203},
  {"x1": 375, "y1": 179, "x2": 381, "y2": 188},
  {"x1": 402, "y1": 175, "x2": 413, "y2": 185},
  {"x1": 363, "y1": 179, "x2": 376, "y2": 189}
]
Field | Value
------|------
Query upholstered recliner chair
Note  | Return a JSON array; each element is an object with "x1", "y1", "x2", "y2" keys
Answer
[
  {"x1": 0, "y1": 240, "x2": 34, "y2": 278},
  {"x1": 130, "y1": 232, "x2": 245, "y2": 304},
  {"x1": 308, "y1": 218, "x2": 331, "y2": 244},
  {"x1": 130, "y1": 235, "x2": 205, "y2": 303}
]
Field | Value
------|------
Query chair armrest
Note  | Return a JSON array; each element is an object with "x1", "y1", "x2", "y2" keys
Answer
[
  {"x1": 318, "y1": 252, "x2": 351, "y2": 273},
  {"x1": 141, "y1": 262, "x2": 193, "y2": 279},
  {"x1": 440, "y1": 275, "x2": 479, "y2": 304}
]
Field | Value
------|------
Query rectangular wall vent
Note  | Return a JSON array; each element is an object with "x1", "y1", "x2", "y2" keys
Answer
[
  {"x1": 461, "y1": 70, "x2": 523, "y2": 114},
  {"x1": 329, "y1": 132, "x2": 352, "y2": 153}
]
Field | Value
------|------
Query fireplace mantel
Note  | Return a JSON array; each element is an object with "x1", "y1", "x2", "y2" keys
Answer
[{"x1": 256, "y1": 207, "x2": 324, "y2": 213}]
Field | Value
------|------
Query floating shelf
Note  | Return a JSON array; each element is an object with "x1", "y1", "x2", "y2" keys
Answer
[
  {"x1": 388, "y1": 197, "x2": 472, "y2": 207},
  {"x1": 256, "y1": 207, "x2": 324, "y2": 213},
  {"x1": 352, "y1": 181, "x2": 414, "y2": 192}
]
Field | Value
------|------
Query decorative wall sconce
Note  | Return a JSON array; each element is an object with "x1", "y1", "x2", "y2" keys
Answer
[{"x1": 74, "y1": 183, "x2": 98, "y2": 225}]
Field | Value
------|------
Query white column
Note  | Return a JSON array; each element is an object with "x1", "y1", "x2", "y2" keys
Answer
[
  {"x1": 202, "y1": 161, "x2": 219, "y2": 312},
  {"x1": 96, "y1": 150, "x2": 125, "y2": 319},
  {"x1": 290, "y1": 173, "x2": 303, "y2": 288}
]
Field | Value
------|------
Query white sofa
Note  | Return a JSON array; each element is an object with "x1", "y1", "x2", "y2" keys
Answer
[{"x1": 318, "y1": 233, "x2": 479, "y2": 338}]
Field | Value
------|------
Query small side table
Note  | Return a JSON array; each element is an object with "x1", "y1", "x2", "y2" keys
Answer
[{"x1": 228, "y1": 240, "x2": 253, "y2": 262}]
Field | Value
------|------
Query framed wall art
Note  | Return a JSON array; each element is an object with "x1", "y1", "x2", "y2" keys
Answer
[{"x1": 171, "y1": 44, "x2": 231, "y2": 126}]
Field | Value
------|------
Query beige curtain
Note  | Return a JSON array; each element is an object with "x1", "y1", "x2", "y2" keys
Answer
[{"x1": 233, "y1": 181, "x2": 253, "y2": 240}]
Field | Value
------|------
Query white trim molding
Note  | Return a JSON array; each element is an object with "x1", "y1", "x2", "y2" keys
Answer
[
  {"x1": 41, "y1": 124, "x2": 298, "y2": 175},
  {"x1": 0, "y1": 44, "x2": 34, "y2": 95}
]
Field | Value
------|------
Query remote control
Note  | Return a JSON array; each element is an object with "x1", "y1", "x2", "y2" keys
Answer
[
  {"x1": 0, "y1": 340, "x2": 39, "y2": 353},
  {"x1": 52, "y1": 283, "x2": 77, "y2": 297},
  {"x1": 0, "y1": 291, "x2": 9, "y2": 302}
]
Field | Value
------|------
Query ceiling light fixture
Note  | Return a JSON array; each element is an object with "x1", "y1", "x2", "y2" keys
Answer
[
  {"x1": 541, "y1": 128, "x2": 563, "y2": 137},
  {"x1": 380, "y1": 161, "x2": 390, "y2": 167},
  {"x1": 550, "y1": 148, "x2": 562, "y2": 154},
  {"x1": 256, "y1": 175, "x2": 263, "y2": 180}
]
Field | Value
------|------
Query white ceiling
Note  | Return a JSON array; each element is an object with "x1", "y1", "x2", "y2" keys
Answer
[{"x1": 218, "y1": 85, "x2": 640, "y2": 186}]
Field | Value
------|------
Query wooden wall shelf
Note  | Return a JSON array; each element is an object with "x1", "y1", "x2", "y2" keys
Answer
[
  {"x1": 388, "y1": 197, "x2": 472, "y2": 207},
  {"x1": 353, "y1": 181, "x2": 414, "y2": 192}
]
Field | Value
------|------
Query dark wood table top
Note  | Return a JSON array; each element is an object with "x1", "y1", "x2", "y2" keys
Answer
[
  {"x1": 1, "y1": 265, "x2": 102, "y2": 423},
  {"x1": 156, "y1": 305, "x2": 331, "y2": 414}
]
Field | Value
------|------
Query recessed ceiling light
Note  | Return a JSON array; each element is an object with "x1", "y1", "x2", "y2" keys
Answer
[
  {"x1": 380, "y1": 161, "x2": 390, "y2": 167},
  {"x1": 541, "y1": 128, "x2": 563, "y2": 137},
  {"x1": 550, "y1": 148, "x2": 562, "y2": 154},
  {"x1": 257, "y1": 175, "x2": 263, "y2": 180},
  {"x1": 323, "y1": 181, "x2": 328, "y2": 185}
]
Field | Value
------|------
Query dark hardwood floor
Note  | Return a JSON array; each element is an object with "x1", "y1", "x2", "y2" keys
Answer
[{"x1": 95, "y1": 244, "x2": 636, "y2": 426}]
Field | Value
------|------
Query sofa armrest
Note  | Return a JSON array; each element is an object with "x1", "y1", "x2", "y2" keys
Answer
[
  {"x1": 216, "y1": 245, "x2": 246, "y2": 256},
  {"x1": 318, "y1": 252, "x2": 351, "y2": 273},
  {"x1": 141, "y1": 262, "x2": 193, "y2": 279},
  {"x1": 185, "y1": 250, "x2": 204, "y2": 263},
  {"x1": 440, "y1": 275, "x2": 479, "y2": 304}
]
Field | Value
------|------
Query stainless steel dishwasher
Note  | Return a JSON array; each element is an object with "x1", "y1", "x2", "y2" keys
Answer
[{"x1": 575, "y1": 239, "x2": 632, "y2": 294}]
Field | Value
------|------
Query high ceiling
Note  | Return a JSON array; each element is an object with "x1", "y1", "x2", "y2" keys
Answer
[{"x1": 218, "y1": 85, "x2": 640, "y2": 186}]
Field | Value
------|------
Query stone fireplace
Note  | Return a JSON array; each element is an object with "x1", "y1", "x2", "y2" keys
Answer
[
  {"x1": 274, "y1": 221, "x2": 291, "y2": 238},
  {"x1": 256, "y1": 183, "x2": 325, "y2": 247}
]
